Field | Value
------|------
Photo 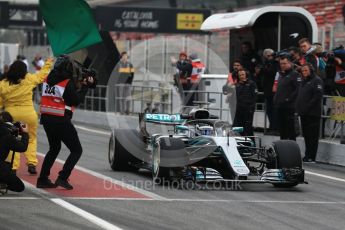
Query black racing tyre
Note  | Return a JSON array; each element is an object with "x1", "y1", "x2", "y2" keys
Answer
[
  {"x1": 108, "y1": 130, "x2": 138, "y2": 171},
  {"x1": 270, "y1": 140, "x2": 302, "y2": 188}
]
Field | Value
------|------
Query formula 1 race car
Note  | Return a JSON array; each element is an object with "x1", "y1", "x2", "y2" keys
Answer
[{"x1": 108, "y1": 109, "x2": 305, "y2": 188}]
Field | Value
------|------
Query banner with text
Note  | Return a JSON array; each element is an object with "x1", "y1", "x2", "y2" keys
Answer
[
  {"x1": 331, "y1": 96, "x2": 345, "y2": 121},
  {"x1": 95, "y1": 6, "x2": 210, "y2": 34}
]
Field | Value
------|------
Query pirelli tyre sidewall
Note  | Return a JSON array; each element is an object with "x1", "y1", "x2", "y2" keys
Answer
[
  {"x1": 270, "y1": 140, "x2": 302, "y2": 188},
  {"x1": 108, "y1": 129, "x2": 139, "y2": 171}
]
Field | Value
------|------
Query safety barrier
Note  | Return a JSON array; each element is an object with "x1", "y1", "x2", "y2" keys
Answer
[{"x1": 33, "y1": 84, "x2": 344, "y2": 141}]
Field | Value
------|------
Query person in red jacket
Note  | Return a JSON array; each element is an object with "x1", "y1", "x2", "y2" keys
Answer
[
  {"x1": 37, "y1": 55, "x2": 96, "y2": 190},
  {"x1": 189, "y1": 53, "x2": 206, "y2": 104}
]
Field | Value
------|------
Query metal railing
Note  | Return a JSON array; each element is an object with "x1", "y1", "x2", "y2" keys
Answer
[
  {"x1": 179, "y1": 90, "x2": 230, "y2": 119},
  {"x1": 320, "y1": 95, "x2": 345, "y2": 141},
  {"x1": 33, "y1": 84, "x2": 344, "y2": 141},
  {"x1": 111, "y1": 84, "x2": 174, "y2": 114},
  {"x1": 79, "y1": 85, "x2": 108, "y2": 111}
]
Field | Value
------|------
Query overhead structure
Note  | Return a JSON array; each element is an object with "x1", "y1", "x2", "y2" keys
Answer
[{"x1": 201, "y1": 6, "x2": 318, "y2": 64}]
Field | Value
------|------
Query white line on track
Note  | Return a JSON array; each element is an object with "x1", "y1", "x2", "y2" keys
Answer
[
  {"x1": 36, "y1": 152, "x2": 166, "y2": 200},
  {"x1": 74, "y1": 125, "x2": 111, "y2": 136},
  {"x1": 66, "y1": 197, "x2": 345, "y2": 204},
  {"x1": 0, "y1": 197, "x2": 40, "y2": 200},
  {"x1": 51, "y1": 198, "x2": 123, "y2": 230},
  {"x1": 305, "y1": 170, "x2": 345, "y2": 183}
]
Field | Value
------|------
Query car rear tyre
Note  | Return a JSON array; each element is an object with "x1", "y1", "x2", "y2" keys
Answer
[{"x1": 108, "y1": 131, "x2": 137, "y2": 171}]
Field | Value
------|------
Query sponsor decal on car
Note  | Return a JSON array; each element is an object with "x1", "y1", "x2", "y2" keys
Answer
[{"x1": 145, "y1": 113, "x2": 183, "y2": 123}]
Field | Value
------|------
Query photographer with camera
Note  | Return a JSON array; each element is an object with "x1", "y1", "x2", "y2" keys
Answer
[
  {"x1": 289, "y1": 46, "x2": 306, "y2": 72},
  {"x1": 37, "y1": 55, "x2": 96, "y2": 190},
  {"x1": 0, "y1": 58, "x2": 53, "y2": 175},
  {"x1": 0, "y1": 112, "x2": 29, "y2": 192},
  {"x1": 322, "y1": 45, "x2": 345, "y2": 96}
]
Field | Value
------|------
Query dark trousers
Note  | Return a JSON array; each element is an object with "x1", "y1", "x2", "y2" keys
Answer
[
  {"x1": 265, "y1": 95, "x2": 277, "y2": 130},
  {"x1": 0, "y1": 161, "x2": 24, "y2": 192},
  {"x1": 233, "y1": 108, "x2": 254, "y2": 137},
  {"x1": 39, "y1": 120, "x2": 82, "y2": 180},
  {"x1": 182, "y1": 82, "x2": 195, "y2": 106},
  {"x1": 301, "y1": 115, "x2": 320, "y2": 161},
  {"x1": 277, "y1": 107, "x2": 296, "y2": 140}
]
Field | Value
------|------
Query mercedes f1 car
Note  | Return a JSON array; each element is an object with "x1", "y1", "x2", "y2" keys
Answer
[{"x1": 108, "y1": 109, "x2": 305, "y2": 188}]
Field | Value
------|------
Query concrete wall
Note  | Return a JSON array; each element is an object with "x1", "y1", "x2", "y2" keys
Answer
[
  {"x1": 259, "y1": 134, "x2": 345, "y2": 167},
  {"x1": 71, "y1": 108, "x2": 345, "y2": 167}
]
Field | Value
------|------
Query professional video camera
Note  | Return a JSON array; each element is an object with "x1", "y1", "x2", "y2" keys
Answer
[
  {"x1": 73, "y1": 61, "x2": 98, "y2": 89},
  {"x1": 319, "y1": 45, "x2": 345, "y2": 60},
  {"x1": 4, "y1": 122, "x2": 25, "y2": 137},
  {"x1": 54, "y1": 55, "x2": 98, "y2": 89}
]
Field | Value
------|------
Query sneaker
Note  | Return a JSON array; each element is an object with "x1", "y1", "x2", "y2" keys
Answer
[
  {"x1": 28, "y1": 164, "x2": 37, "y2": 175},
  {"x1": 36, "y1": 178, "x2": 57, "y2": 188},
  {"x1": 55, "y1": 177, "x2": 73, "y2": 190}
]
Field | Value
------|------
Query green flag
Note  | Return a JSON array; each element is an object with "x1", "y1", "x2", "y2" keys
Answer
[{"x1": 39, "y1": 0, "x2": 102, "y2": 56}]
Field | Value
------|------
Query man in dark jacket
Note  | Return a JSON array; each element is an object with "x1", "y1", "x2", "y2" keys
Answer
[
  {"x1": 37, "y1": 55, "x2": 95, "y2": 190},
  {"x1": 262, "y1": 49, "x2": 279, "y2": 132},
  {"x1": 240, "y1": 41, "x2": 261, "y2": 76},
  {"x1": 296, "y1": 64, "x2": 323, "y2": 162},
  {"x1": 0, "y1": 112, "x2": 29, "y2": 192},
  {"x1": 274, "y1": 56, "x2": 301, "y2": 140},
  {"x1": 233, "y1": 69, "x2": 257, "y2": 137}
]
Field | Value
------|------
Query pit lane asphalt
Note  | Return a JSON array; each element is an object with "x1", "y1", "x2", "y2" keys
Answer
[{"x1": 1, "y1": 118, "x2": 345, "y2": 230}]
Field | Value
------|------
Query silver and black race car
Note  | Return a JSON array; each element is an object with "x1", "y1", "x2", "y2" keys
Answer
[{"x1": 108, "y1": 109, "x2": 305, "y2": 188}]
